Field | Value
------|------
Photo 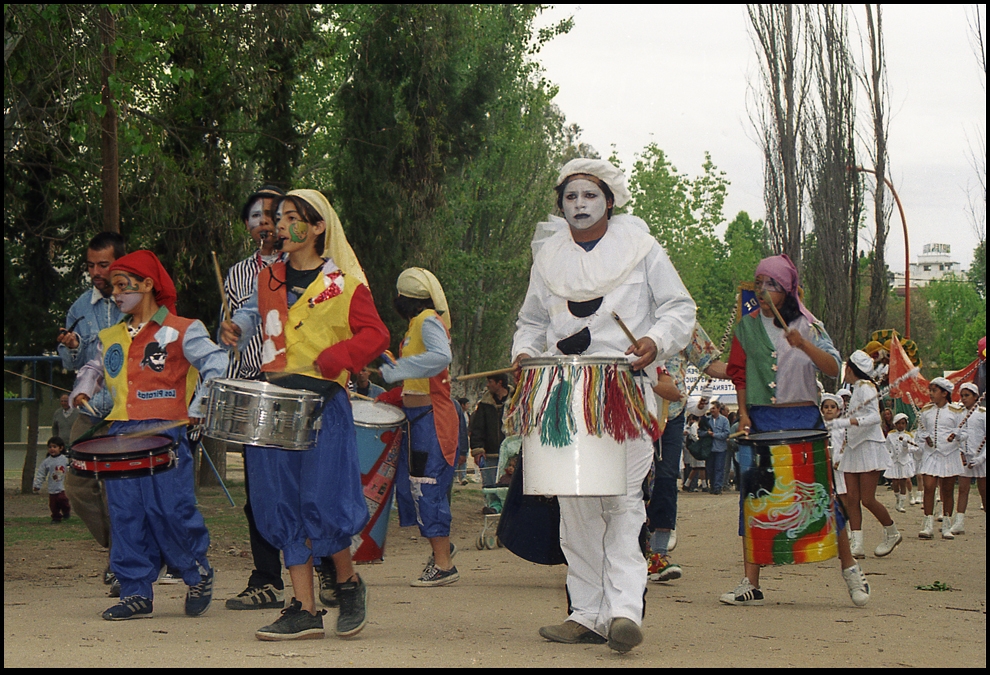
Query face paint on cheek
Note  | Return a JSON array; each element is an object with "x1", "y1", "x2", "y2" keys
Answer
[
  {"x1": 114, "y1": 292, "x2": 144, "y2": 313},
  {"x1": 289, "y1": 221, "x2": 308, "y2": 244}
]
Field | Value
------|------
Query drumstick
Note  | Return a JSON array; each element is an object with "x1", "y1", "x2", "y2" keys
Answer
[
  {"x1": 611, "y1": 312, "x2": 639, "y2": 348},
  {"x1": 349, "y1": 391, "x2": 375, "y2": 402},
  {"x1": 757, "y1": 290, "x2": 790, "y2": 333},
  {"x1": 212, "y1": 251, "x2": 240, "y2": 360},
  {"x1": 3, "y1": 368, "x2": 101, "y2": 417},
  {"x1": 454, "y1": 366, "x2": 517, "y2": 382}
]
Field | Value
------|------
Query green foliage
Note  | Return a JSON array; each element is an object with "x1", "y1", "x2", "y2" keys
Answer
[
  {"x1": 920, "y1": 277, "x2": 986, "y2": 371},
  {"x1": 628, "y1": 146, "x2": 758, "y2": 344},
  {"x1": 968, "y1": 240, "x2": 986, "y2": 298}
]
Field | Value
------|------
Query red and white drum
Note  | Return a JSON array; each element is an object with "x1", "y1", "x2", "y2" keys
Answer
[{"x1": 69, "y1": 435, "x2": 177, "y2": 480}]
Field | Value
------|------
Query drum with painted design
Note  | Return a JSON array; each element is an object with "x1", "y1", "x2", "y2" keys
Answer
[
  {"x1": 741, "y1": 429, "x2": 838, "y2": 565},
  {"x1": 350, "y1": 399, "x2": 405, "y2": 562}
]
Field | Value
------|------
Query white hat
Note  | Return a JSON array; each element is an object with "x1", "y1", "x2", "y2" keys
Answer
[
  {"x1": 849, "y1": 350, "x2": 875, "y2": 378},
  {"x1": 556, "y1": 158, "x2": 631, "y2": 208},
  {"x1": 959, "y1": 382, "x2": 979, "y2": 396},
  {"x1": 821, "y1": 393, "x2": 842, "y2": 406},
  {"x1": 838, "y1": 387, "x2": 852, "y2": 398},
  {"x1": 929, "y1": 377, "x2": 954, "y2": 394},
  {"x1": 892, "y1": 413, "x2": 909, "y2": 424}
]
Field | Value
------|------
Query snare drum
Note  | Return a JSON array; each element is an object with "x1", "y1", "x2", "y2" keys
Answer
[
  {"x1": 350, "y1": 399, "x2": 406, "y2": 562},
  {"x1": 741, "y1": 429, "x2": 838, "y2": 566},
  {"x1": 69, "y1": 435, "x2": 176, "y2": 480},
  {"x1": 204, "y1": 378, "x2": 323, "y2": 450},
  {"x1": 506, "y1": 356, "x2": 658, "y2": 497}
]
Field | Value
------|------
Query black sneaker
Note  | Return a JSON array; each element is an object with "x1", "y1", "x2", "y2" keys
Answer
[
  {"x1": 185, "y1": 567, "x2": 214, "y2": 616},
  {"x1": 102, "y1": 596, "x2": 153, "y2": 621},
  {"x1": 718, "y1": 579, "x2": 765, "y2": 606},
  {"x1": 317, "y1": 559, "x2": 339, "y2": 608},
  {"x1": 410, "y1": 564, "x2": 460, "y2": 587},
  {"x1": 255, "y1": 599, "x2": 326, "y2": 641},
  {"x1": 335, "y1": 576, "x2": 368, "y2": 637},
  {"x1": 226, "y1": 583, "x2": 285, "y2": 610},
  {"x1": 424, "y1": 542, "x2": 458, "y2": 570}
]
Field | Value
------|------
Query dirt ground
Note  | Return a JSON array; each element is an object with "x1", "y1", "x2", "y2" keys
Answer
[{"x1": 4, "y1": 458, "x2": 986, "y2": 668}]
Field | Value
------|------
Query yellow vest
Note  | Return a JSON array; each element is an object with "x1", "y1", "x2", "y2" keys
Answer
[{"x1": 399, "y1": 310, "x2": 436, "y2": 395}]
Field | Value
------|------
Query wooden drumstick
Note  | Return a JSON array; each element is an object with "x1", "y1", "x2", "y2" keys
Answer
[
  {"x1": 454, "y1": 366, "x2": 517, "y2": 382},
  {"x1": 757, "y1": 290, "x2": 790, "y2": 333},
  {"x1": 212, "y1": 251, "x2": 240, "y2": 359},
  {"x1": 611, "y1": 311, "x2": 639, "y2": 348}
]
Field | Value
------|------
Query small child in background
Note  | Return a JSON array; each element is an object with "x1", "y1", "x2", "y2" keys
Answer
[
  {"x1": 884, "y1": 414, "x2": 916, "y2": 513},
  {"x1": 821, "y1": 395, "x2": 848, "y2": 513},
  {"x1": 33, "y1": 437, "x2": 71, "y2": 524}
]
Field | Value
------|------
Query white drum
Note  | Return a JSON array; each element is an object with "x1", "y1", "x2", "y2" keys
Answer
[{"x1": 508, "y1": 356, "x2": 656, "y2": 497}]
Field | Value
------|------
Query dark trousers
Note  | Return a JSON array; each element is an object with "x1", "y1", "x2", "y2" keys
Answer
[
  {"x1": 646, "y1": 411, "x2": 685, "y2": 532},
  {"x1": 243, "y1": 449, "x2": 284, "y2": 590},
  {"x1": 48, "y1": 491, "x2": 71, "y2": 521}
]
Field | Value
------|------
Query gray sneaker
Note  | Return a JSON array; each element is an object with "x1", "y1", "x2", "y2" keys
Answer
[
  {"x1": 335, "y1": 576, "x2": 368, "y2": 637},
  {"x1": 607, "y1": 617, "x2": 644, "y2": 653},
  {"x1": 255, "y1": 599, "x2": 326, "y2": 641}
]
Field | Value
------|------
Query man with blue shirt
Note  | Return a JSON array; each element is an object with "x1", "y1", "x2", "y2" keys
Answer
[
  {"x1": 706, "y1": 401, "x2": 731, "y2": 495},
  {"x1": 55, "y1": 231, "x2": 125, "y2": 592}
]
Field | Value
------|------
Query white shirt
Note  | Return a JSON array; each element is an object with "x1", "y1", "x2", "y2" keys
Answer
[
  {"x1": 829, "y1": 380, "x2": 886, "y2": 449},
  {"x1": 511, "y1": 216, "x2": 695, "y2": 363},
  {"x1": 962, "y1": 406, "x2": 986, "y2": 467}
]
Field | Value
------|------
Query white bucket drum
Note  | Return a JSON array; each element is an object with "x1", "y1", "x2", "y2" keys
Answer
[
  {"x1": 204, "y1": 378, "x2": 323, "y2": 451},
  {"x1": 508, "y1": 356, "x2": 655, "y2": 497}
]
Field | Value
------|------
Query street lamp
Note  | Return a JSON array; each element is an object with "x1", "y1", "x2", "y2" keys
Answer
[{"x1": 851, "y1": 166, "x2": 911, "y2": 339}]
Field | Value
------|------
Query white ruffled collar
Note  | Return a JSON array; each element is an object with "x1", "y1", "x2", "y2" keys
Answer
[{"x1": 533, "y1": 214, "x2": 655, "y2": 301}]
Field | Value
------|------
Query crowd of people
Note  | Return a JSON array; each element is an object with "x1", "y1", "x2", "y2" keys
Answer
[{"x1": 39, "y1": 158, "x2": 984, "y2": 653}]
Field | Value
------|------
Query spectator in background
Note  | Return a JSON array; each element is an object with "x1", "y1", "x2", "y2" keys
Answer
[
  {"x1": 51, "y1": 394, "x2": 79, "y2": 447},
  {"x1": 706, "y1": 402, "x2": 730, "y2": 495},
  {"x1": 469, "y1": 374, "x2": 511, "y2": 471}
]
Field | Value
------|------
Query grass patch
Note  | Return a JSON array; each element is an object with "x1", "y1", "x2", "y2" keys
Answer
[{"x1": 4, "y1": 516, "x2": 95, "y2": 545}]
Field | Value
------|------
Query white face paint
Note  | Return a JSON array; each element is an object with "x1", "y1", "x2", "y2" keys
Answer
[
  {"x1": 113, "y1": 291, "x2": 144, "y2": 314},
  {"x1": 561, "y1": 178, "x2": 608, "y2": 230}
]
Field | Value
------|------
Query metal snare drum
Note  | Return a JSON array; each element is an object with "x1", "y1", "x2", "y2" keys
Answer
[{"x1": 204, "y1": 378, "x2": 323, "y2": 451}]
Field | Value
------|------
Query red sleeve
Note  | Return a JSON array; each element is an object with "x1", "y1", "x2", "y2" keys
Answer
[
  {"x1": 726, "y1": 335, "x2": 748, "y2": 390},
  {"x1": 315, "y1": 283, "x2": 390, "y2": 380},
  {"x1": 376, "y1": 386, "x2": 403, "y2": 407}
]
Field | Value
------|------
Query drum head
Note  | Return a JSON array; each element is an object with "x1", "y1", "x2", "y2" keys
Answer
[
  {"x1": 72, "y1": 435, "x2": 174, "y2": 455},
  {"x1": 217, "y1": 377, "x2": 321, "y2": 398},
  {"x1": 351, "y1": 399, "x2": 406, "y2": 428},
  {"x1": 744, "y1": 429, "x2": 828, "y2": 445},
  {"x1": 521, "y1": 355, "x2": 631, "y2": 370}
]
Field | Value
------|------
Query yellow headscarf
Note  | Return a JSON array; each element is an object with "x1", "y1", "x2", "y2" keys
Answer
[
  {"x1": 396, "y1": 267, "x2": 451, "y2": 329},
  {"x1": 287, "y1": 189, "x2": 368, "y2": 287}
]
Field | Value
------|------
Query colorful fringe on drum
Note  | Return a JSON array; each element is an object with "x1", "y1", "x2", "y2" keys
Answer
[{"x1": 505, "y1": 363, "x2": 660, "y2": 447}]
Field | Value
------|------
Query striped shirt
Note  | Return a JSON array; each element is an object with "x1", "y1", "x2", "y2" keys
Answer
[{"x1": 221, "y1": 250, "x2": 286, "y2": 379}]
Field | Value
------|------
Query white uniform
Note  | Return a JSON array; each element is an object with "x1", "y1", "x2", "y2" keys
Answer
[
  {"x1": 916, "y1": 403, "x2": 967, "y2": 477},
  {"x1": 512, "y1": 214, "x2": 695, "y2": 635},
  {"x1": 884, "y1": 431, "x2": 917, "y2": 480},
  {"x1": 831, "y1": 380, "x2": 891, "y2": 474},
  {"x1": 826, "y1": 425, "x2": 847, "y2": 494},
  {"x1": 960, "y1": 406, "x2": 986, "y2": 479}
]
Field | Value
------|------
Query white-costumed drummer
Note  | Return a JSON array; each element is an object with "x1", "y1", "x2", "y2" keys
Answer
[{"x1": 510, "y1": 158, "x2": 695, "y2": 653}]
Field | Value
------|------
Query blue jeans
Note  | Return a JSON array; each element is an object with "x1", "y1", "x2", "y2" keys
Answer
[
  {"x1": 646, "y1": 411, "x2": 685, "y2": 532},
  {"x1": 708, "y1": 451, "x2": 727, "y2": 491}
]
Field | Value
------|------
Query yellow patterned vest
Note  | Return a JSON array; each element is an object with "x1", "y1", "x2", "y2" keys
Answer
[{"x1": 257, "y1": 260, "x2": 356, "y2": 388}]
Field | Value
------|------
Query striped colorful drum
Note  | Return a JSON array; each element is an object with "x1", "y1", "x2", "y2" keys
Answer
[
  {"x1": 350, "y1": 399, "x2": 405, "y2": 562},
  {"x1": 742, "y1": 429, "x2": 838, "y2": 566}
]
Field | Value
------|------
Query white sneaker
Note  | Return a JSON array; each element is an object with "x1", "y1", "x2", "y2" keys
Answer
[
  {"x1": 874, "y1": 524, "x2": 901, "y2": 557},
  {"x1": 668, "y1": 529, "x2": 677, "y2": 552},
  {"x1": 919, "y1": 515, "x2": 935, "y2": 539},
  {"x1": 941, "y1": 516, "x2": 955, "y2": 540},
  {"x1": 849, "y1": 530, "x2": 865, "y2": 559},
  {"x1": 842, "y1": 564, "x2": 870, "y2": 607},
  {"x1": 895, "y1": 495, "x2": 906, "y2": 513},
  {"x1": 949, "y1": 512, "x2": 965, "y2": 535}
]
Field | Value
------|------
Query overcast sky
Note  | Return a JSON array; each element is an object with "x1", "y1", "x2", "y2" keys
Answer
[{"x1": 533, "y1": 4, "x2": 987, "y2": 273}]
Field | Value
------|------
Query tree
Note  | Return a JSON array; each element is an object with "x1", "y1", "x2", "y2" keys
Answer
[
  {"x1": 747, "y1": 4, "x2": 811, "y2": 266},
  {"x1": 803, "y1": 4, "x2": 863, "y2": 356},
  {"x1": 921, "y1": 277, "x2": 987, "y2": 371},
  {"x1": 861, "y1": 4, "x2": 893, "y2": 334}
]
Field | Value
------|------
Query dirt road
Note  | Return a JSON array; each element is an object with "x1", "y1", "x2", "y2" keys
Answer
[{"x1": 4, "y1": 473, "x2": 985, "y2": 668}]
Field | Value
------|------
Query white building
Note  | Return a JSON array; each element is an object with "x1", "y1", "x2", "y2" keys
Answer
[{"x1": 894, "y1": 243, "x2": 964, "y2": 288}]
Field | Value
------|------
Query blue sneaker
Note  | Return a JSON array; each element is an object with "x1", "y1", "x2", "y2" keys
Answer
[
  {"x1": 102, "y1": 596, "x2": 153, "y2": 621},
  {"x1": 185, "y1": 567, "x2": 214, "y2": 617}
]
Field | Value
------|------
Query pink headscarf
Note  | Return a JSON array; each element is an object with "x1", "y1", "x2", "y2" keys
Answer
[{"x1": 754, "y1": 253, "x2": 817, "y2": 323}]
